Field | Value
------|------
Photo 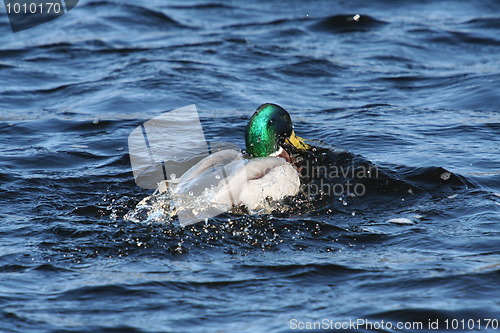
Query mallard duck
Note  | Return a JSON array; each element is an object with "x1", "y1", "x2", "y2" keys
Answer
[{"x1": 133, "y1": 103, "x2": 310, "y2": 225}]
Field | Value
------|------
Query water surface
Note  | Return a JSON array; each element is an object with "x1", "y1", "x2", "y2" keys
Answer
[{"x1": 0, "y1": 0, "x2": 499, "y2": 332}]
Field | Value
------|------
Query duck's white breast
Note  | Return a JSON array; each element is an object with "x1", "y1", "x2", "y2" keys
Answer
[{"x1": 238, "y1": 159, "x2": 300, "y2": 209}]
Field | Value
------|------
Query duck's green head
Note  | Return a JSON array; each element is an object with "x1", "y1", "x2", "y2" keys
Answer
[{"x1": 245, "y1": 103, "x2": 309, "y2": 157}]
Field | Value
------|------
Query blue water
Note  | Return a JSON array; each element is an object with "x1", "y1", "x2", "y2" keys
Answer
[{"x1": 1, "y1": 0, "x2": 499, "y2": 332}]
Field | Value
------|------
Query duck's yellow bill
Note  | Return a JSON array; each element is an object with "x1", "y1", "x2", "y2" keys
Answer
[{"x1": 286, "y1": 131, "x2": 310, "y2": 150}]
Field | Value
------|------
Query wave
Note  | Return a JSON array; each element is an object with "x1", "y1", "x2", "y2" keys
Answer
[
  {"x1": 464, "y1": 16, "x2": 500, "y2": 29},
  {"x1": 123, "y1": 138, "x2": 472, "y2": 229},
  {"x1": 275, "y1": 58, "x2": 345, "y2": 78},
  {"x1": 309, "y1": 14, "x2": 387, "y2": 33},
  {"x1": 83, "y1": 1, "x2": 187, "y2": 29}
]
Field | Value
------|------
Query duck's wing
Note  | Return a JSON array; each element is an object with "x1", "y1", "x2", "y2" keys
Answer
[
  {"x1": 238, "y1": 159, "x2": 300, "y2": 209},
  {"x1": 177, "y1": 149, "x2": 241, "y2": 183},
  {"x1": 210, "y1": 156, "x2": 290, "y2": 206},
  {"x1": 172, "y1": 149, "x2": 243, "y2": 196}
]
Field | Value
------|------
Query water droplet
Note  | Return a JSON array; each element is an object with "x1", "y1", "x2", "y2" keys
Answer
[{"x1": 440, "y1": 172, "x2": 451, "y2": 181}]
